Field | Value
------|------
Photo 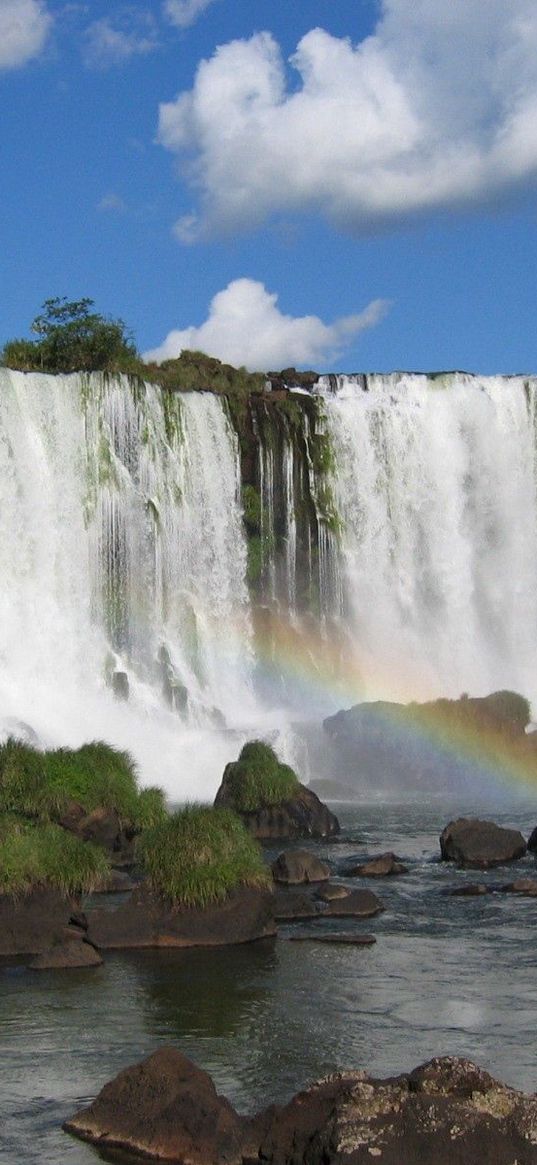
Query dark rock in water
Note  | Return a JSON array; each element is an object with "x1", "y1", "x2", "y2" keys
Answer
[
  {"x1": 271, "y1": 849, "x2": 330, "y2": 885},
  {"x1": 287, "y1": 932, "x2": 376, "y2": 945},
  {"x1": 447, "y1": 882, "x2": 490, "y2": 896},
  {"x1": 324, "y1": 888, "x2": 384, "y2": 918},
  {"x1": 344, "y1": 852, "x2": 408, "y2": 877},
  {"x1": 315, "y1": 883, "x2": 350, "y2": 902},
  {"x1": 86, "y1": 884, "x2": 276, "y2": 949},
  {"x1": 440, "y1": 818, "x2": 527, "y2": 868},
  {"x1": 111, "y1": 670, "x2": 129, "y2": 700},
  {"x1": 30, "y1": 939, "x2": 103, "y2": 969},
  {"x1": 64, "y1": 1047, "x2": 246, "y2": 1165},
  {"x1": 500, "y1": 877, "x2": 537, "y2": 896},
  {"x1": 215, "y1": 766, "x2": 339, "y2": 841},
  {"x1": 64, "y1": 1050, "x2": 537, "y2": 1165},
  {"x1": 273, "y1": 888, "x2": 318, "y2": 921},
  {"x1": 0, "y1": 888, "x2": 76, "y2": 957}
]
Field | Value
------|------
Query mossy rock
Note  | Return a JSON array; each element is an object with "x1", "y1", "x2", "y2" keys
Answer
[{"x1": 216, "y1": 741, "x2": 300, "y2": 813}]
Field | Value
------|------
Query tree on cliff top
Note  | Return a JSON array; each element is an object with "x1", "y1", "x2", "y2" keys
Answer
[{"x1": 1, "y1": 297, "x2": 139, "y2": 374}]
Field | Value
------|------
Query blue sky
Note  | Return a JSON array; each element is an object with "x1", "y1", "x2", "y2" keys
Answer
[{"x1": 2, "y1": 0, "x2": 537, "y2": 372}]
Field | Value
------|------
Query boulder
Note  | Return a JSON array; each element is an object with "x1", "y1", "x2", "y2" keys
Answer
[
  {"x1": 215, "y1": 776, "x2": 339, "y2": 841},
  {"x1": 271, "y1": 849, "x2": 330, "y2": 885},
  {"x1": 527, "y1": 825, "x2": 537, "y2": 852},
  {"x1": 440, "y1": 818, "x2": 527, "y2": 868},
  {"x1": 0, "y1": 887, "x2": 76, "y2": 957},
  {"x1": 345, "y1": 852, "x2": 408, "y2": 877},
  {"x1": 272, "y1": 889, "x2": 318, "y2": 921},
  {"x1": 447, "y1": 883, "x2": 490, "y2": 896},
  {"x1": 65, "y1": 1050, "x2": 537, "y2": 1165},
  {"x1": 92, "y1": 869, "x2": 136, "y2": 894},
  {"x1": 30, "y1": 939, "x2": 103, "y2": 969},
  {"x1": 324, "y1": 888, "x2": 384, "y2": 918},
  {"x1": 501, "y1": 878, "x2": 537, "y2": 896},
  {"x1": 86, "y1": 884, "x2": 276, "y2": 950},
  {"x1": 59, "y1": 802, "x2": 135, "y2": 865},
  {"x1": 64, "y1": 1048, "x2": 246, "y2": 1165},
  {"x1": 315, "y1": 883, "x2": 350, "y2": 902}
]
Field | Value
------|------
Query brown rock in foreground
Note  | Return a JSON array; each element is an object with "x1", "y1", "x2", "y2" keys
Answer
[
  {"x1": 30, "y1": 939, "x2": 103, "y2": 969},
  {"x1": 87, "y1": 884, "x2": 276, "y2": 950},
  {"x1": 64, "y1": 1049, "x2": 537, "y2": 1164},
  {"x1": 440, "y1": 817, "x2": 527, "y2": 868},
  {"x1": 345, "y1": 852, "x2": 408, "y2": 877}
]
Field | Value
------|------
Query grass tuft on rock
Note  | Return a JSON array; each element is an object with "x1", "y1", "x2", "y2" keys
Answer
[
  {"x1": 223, "y1": 741, "x2": 300, "y2": 812},
  {"x1": 0, "y1": 737, "x2": 166, "y2": 829},
  {"x1": 138, "y1": 804, "x2": 271, "y2": 908},
  {"x1": 0, "y1": 816, "x2": 110, "y2": 897}
]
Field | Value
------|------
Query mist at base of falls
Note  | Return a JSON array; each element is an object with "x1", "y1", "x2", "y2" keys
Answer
[{"x1": 1, "y1": 368, "x2": 536, "y2": 800}]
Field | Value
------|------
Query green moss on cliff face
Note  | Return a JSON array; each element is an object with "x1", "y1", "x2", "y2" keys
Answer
[{"x1": 0, "y1": 816, "x2": 110, "y2": 897}]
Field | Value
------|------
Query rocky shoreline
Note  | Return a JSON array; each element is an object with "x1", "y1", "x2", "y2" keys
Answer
[{"x1": 63, "y1": 1046, "x2": 537, "y2": 1164}]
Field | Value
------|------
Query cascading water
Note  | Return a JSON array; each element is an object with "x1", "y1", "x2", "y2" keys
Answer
[
  {"x1": 2, "y1": 366, "x2": 537, "y2": 798},
  {"x1": 0, "y1": 370, "x2": 263, "y2": 797},
  {"x1": 319, "y1": 372, "x2": 537, "y2": 709}
]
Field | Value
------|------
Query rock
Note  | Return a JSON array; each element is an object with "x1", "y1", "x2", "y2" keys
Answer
[
  {"x1": 64, "y1": 1047, "x2": 246, "y2": 1165},
  {"x1": 112, "y1": 670, "x2": 129, "y2": 700},
  {"x1": 440, "y1": 818, "x2": 527, "y2": 868},
  {"x1": 273, "y1": 889, "x2": 318, "y2": 921},
  {"x1": 315, "y1": 883, "x2": 350, "y2": 902},
  {"x1": 324, "y1": 888, "x2": 384, "y2": 918},
  {"x1": 87, "y1": 884, "x2": 276, "y2": 950},
  {"x1": 286, "y1": 932, "x2": 376, "y2": 946},
  {"x1": 65, "y1": 1050, "x2": 537, "y2": 1165},
  {"x1": 447, "y1": 883, "x2": 490, "y2": 896},
  {"x1": 30, "y1": 940, "x2": 103, "y2": 969},
  {"x1": 345, "y1": 852, "x2": 408, "y2": 877},
  {"x1": 59, "y1": 802, "x2": 135, "y2": 865},
  {"x1": 501, "y1": 878, "x2": 537, "y2": 896},
  {"x1": 271, "y1": 849, "x2": 330, "y2": 885},
  {"x1": 0, "y1": 887, "x2": 76, "y2": 957},
  {"x1": 527, "y1": 825, "x2": 537, "y2": 852},
  {"x1": 92, "y1": 869, "x2": 136, "y2": 894},
  {"x1": 215, "y1": 773, "x2": 339, "y2": 841}
]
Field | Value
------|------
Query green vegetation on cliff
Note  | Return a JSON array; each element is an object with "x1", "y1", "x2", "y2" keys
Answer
[
  {"x1": 2, "y1": 298, "x2": 139, "y2": 375},
  {"x1": 137, "y1": 804, "x2": 271, "y2": 908},
  {"x1": 0, "y1": 738, "x2": 166, "y2": 829},
  {"x1": 222, "y1": 741, "x2": 300, "y2": 812},
  {"x1": 0, "y1": 815, "x2": 109, "y2": 896}
]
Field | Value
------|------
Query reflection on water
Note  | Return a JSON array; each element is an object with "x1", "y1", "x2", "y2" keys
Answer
[{"x1": 2, "y1": 799, "x2": 537, "y2": 1163}]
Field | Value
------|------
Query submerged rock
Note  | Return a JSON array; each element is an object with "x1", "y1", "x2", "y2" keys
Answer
[
  {"x1": 324, "y1": 888, "x2": 384, "y2": 918},
  {"x1": 64, "y1": 1049, "x2": 537, "y2": 1164},
  {"x1": 344, "y1": 852, "x2": 408, "y2": 877},
  {"x1": 30, "y1": 939, "x2": 102, "y2": 969},
  {"x1": 440, "y1": 818, "x2": 527, "y2": 868},
  {"x1": 86, "y1": 884, "x2": 276, "y2": 949},
  {"x1": 315, "y1": 883, "x2": 350, "y2": 902},
  {"x1": 271, "y1": 849, "x2": 330, "y2": 885}
]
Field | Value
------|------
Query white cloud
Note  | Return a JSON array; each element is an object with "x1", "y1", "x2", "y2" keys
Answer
[
  {"x1": 143, "y1": 278, "x2": 389, "y2": 370},
  {"x1": 97, "y1": 192, "x2": 127, "y2": 213},
  {"x1": 84, "y1": 12, "x2": 158, "y2": 69},
  {"x1": 0, "y1": 0, "x2": 52, "y2": 69},
  {"x1": 157, "y1": 0, "x2": 537, "y2": 238},
  {"x1": 163, "y1": 0, "x2": 217, "y2": 30}
]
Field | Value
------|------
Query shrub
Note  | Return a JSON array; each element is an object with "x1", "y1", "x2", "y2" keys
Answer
[
  {"x1": 0, "y1": 817, "x2": 109, "y2": 897},
  {"x1": 138, "y1": 804, "x2": 271, "y2": 908},
  {"x1": 2, "y1": 297, "x2": 140, "y2": 375},
  {"x1": 223, "y1": 741, "x2": 300, "y2": 812},
  {"x1": 0, "y1": 738, "x2": 164, "y2": 829}
]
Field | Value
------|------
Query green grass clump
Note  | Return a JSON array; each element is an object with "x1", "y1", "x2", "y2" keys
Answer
[
  {"x1": 0, "y1": 817, "x2": 110, "y2": 897},
  {"x1": 138, "y1": 804, "x2": 271, "y2": 908},
  {"x1": 0, "y1": 738, "x2": 165, "y2": 829},
  {"x1": 135, "y1": 786, "x2": 168, "y2": 829},
  {"x1": 224, "y1": 741, "x2": 300, "y2": 812}
]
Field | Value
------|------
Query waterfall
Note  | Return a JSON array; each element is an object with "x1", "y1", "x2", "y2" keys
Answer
[
  {"x1": 0, "y1": 370, "x2": 258, "y2": 797},
  {"x1": 319, "y1": 373, "x2": 537, "y2": 708}
]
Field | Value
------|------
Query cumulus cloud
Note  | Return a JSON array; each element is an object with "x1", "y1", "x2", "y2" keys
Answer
[
  {"x1": 157, "y1": 0, "x2": 537, "y2": 238},
  {"x1": 0, "y1": 0, "x2": 52, "y2": 69},
  {"x1": 84, "y1": 11, "x2": 158, "y2": 68},
  {"x1": 143, "y1": 278, "x2": 389, "y2": 370},
  {"x1": 97, "y1": 192, "x2": 127, "y2": 213},
  {"x1": 163, "y1": 0, "x2": 218, "y2": 29}
]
